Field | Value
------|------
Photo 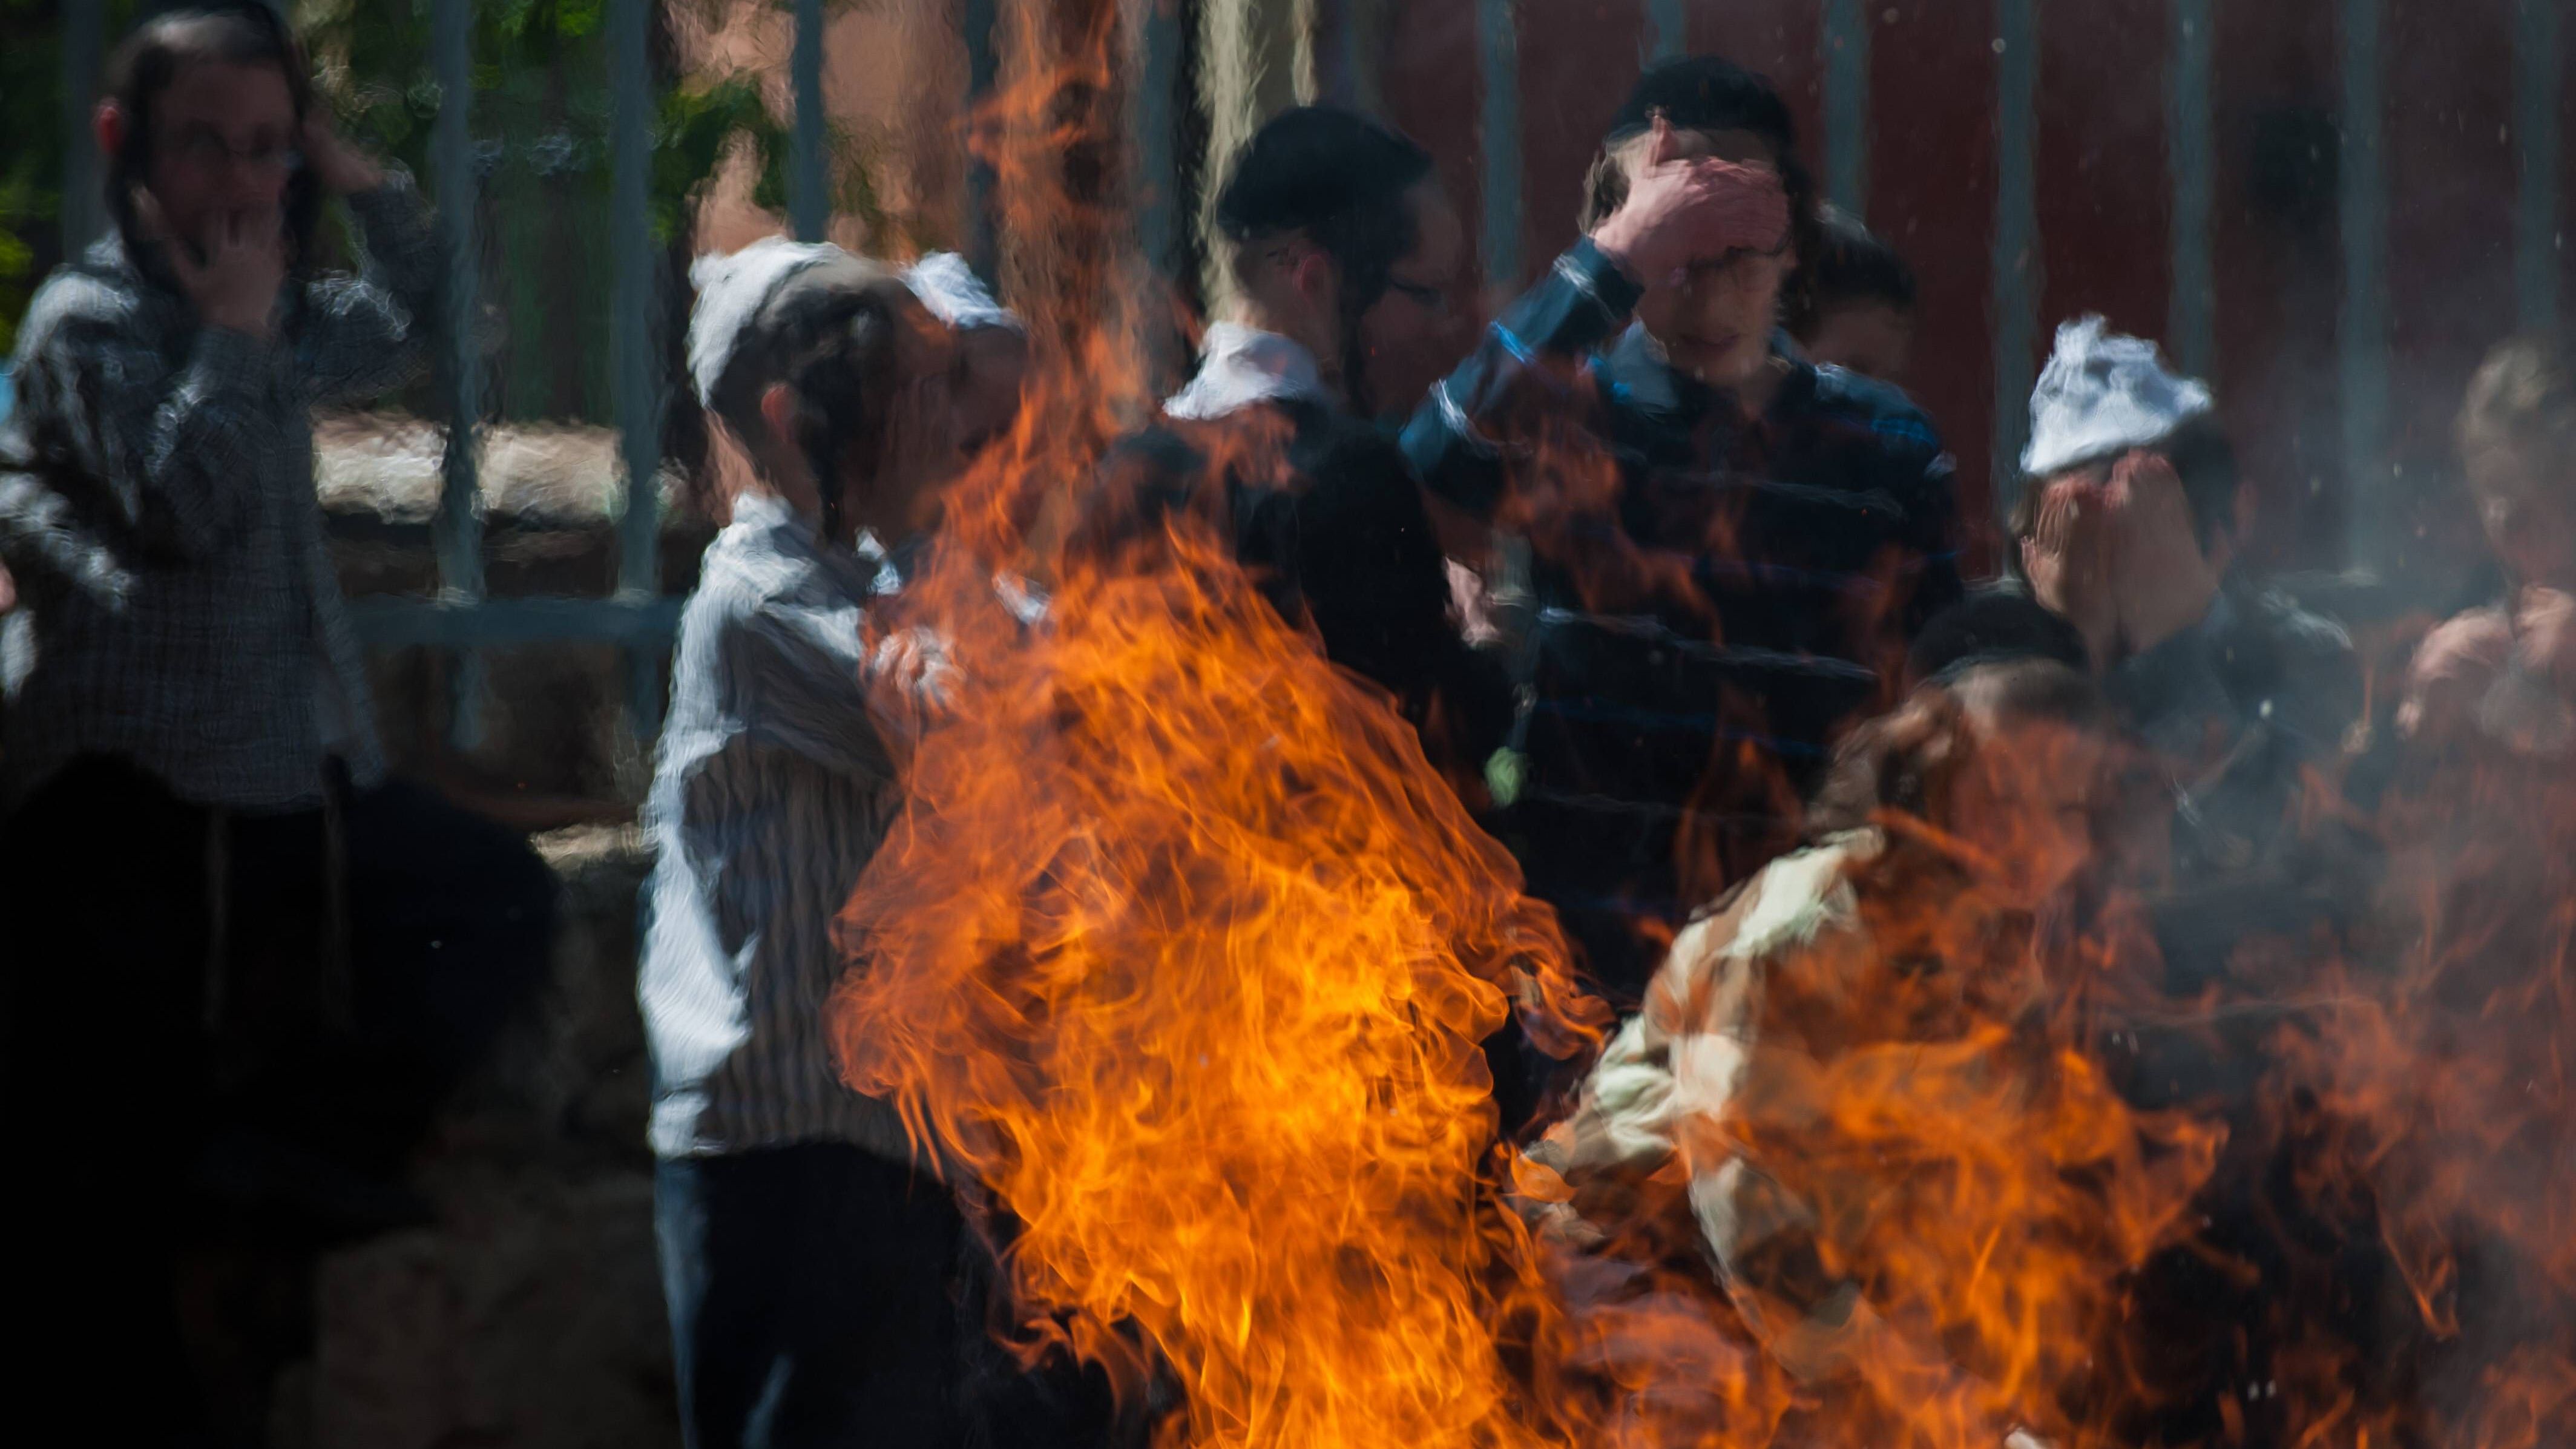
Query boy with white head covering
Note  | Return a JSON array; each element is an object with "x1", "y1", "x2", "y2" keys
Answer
[
  {"x1": 2011, "y1": 317, "x2": 2353, "y2": 763},
  {"x1": 2002, "y1": 318, "x2": 2386, "y2": 1449},
  {"x1": 644, "y1": 237, "x2": 1022, "y2": 1449},
  {"x1": 2009, "y1": 315, "x2": 2365, "y2": 1017}
]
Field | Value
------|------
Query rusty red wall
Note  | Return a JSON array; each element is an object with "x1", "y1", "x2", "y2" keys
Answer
[{"x1": 1368, "y1": 0, "x2": 2574, "y2": 582}]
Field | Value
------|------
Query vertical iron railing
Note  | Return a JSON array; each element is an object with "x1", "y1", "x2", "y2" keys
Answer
[
  {"x1": 1989, "y1": 0, "x2": 2039, "y2": 522},
  {"x1": 1475, "y1": 0, "x2": 1522, "y2": 292},
  {"x1": 430, "y1": 0, "x2": 487, "y2": 747},
  {"x1": 2339, "y1": 0, "x2": 2388, "y2": 570},
  {"x1": 60, "y1": 0, "x2": 105, "y2": 261},
  {"x1": 1822, "y1": 0, "x2": 1870, "y2": 218},
  {"x1": 964, "y1": 0, "x2": 1001, "y2": 275},
  {"x1": 2517, "y1": 0, "x2": 2563, "y2": 338},
  {"x1": 1134, "y1": 0, "x2": 1186, "y2": 282},
  {"x1": 1646, "y1": 0, "x2": 1685, "y2": 64},
  {"x1": 610, "y1": 0, "x2": 667, "y2": 738},
  {"x1": 2167, "y1": 0, "x2": 2216, "y2": 381},
  {"x1": 47, "y1": 0, "x2": 2435, "y2": 730},
  {"x1": 791, "y1": 0, "x2": 830, "y2": 242}
]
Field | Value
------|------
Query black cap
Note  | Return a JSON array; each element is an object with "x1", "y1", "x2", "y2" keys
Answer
[
  {"x1": 1213, "y1": 105, "x2": 1432, "y2": 242},
  {"x1": 1605, "y1": 55, "x2": 1796, "y2": 146}
]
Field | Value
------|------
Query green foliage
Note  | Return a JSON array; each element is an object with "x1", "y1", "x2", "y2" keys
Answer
[
  {"x1": 0, "y1": 0, "x2": 55, "y2": 355},
  {"x1": 2, "y1": 0, "x2": 896, "y2": 415},
  {"x1": 0, "y1": 0, "x2": 143, "y2": 353}
]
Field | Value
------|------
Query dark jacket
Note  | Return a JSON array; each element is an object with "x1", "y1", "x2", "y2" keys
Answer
[
  {"x1": 1399, "y1": 239, "x2": 1964, "y2": 991},
  {"x1": 2101, "y1": 583, "x2": 2368, "y2": 998},
  {"x1": 1097, "y1": 396, "x2": 1510, "y2": 773}
]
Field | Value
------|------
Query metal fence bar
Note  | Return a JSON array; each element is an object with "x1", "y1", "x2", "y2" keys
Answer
[
  {"x1": 60, "y1": 0, "x2": 104, "y2": 260},
  {"x1": 2518, "y1": 0, "x2": 2563, "y2": 337},
  {"x1": 610, "y1": 0, "x2": 666, "y2": 740},
  {"x1": 1476, "y1": 0, "x2": 1522, "y2": 292},
  {"x1": 964, "y1": 0, "x2": 1001, "y2": 275},
  {"x1": 430, "y1": 0, "x2": 486, "y2": 748},
  {"x1": 791, "y1": 0, "x2": 829, "y2": 242},
  {"x1": 1341, "y1": 0, "x2": 1381, "y2": 114},
  {"x1": 1646, "y1": 0, "x2": 1685, "y2": 63},
  {"x1": 1821, "y1": 0, "x2": 1870, "y2": 217},
  {"x1": 1134, "y1": 0, "x2": 1184, "y2": 280},
  {"x1": 2167, "y1": 0, "x2": 2215, "y2": 379},
  {"x1": 2339, "y1": 0, "x2": 2388, "y2": 570},
  {"x1": 1990, "y1": 0, "x2": 2039, "y2": 524}
]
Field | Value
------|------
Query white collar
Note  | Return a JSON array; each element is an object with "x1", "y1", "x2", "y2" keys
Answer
[{"x1": 1163, "y1": 323, "x2": 1334, "y2": 421}]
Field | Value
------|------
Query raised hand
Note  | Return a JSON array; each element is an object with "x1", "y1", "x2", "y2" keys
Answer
[
  {"x1": 2399, "y1": 606, "x2": 2512, "y2": 743},
  {"x1": 136, "y1": 189, "x2": 284, "y2": 340},
  {"x1": 1589, "y1": 116, "x2": 1790, "y2": 286},
  {"x1": 2102, "y1": 450, "x2": 2222, "y2": 657},
  {"x1": 2021, "y1": 472, "x2": 2119, "y2": 668},
  {"x1": 300, "y1": 108, "x2": 386, "y2": 196},
  {"x1": 2512, "y1": 585, "x2": 2576, "y2": 689}
]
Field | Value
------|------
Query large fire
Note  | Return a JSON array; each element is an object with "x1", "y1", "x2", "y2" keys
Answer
[{"x1": 821, "y1": 8, "x2": 2576, "y2": 1447}]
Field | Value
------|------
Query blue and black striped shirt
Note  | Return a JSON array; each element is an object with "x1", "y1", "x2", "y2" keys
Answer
[{"x1": 1401, "y1": 239, "x2": 1963, "y2": 990}]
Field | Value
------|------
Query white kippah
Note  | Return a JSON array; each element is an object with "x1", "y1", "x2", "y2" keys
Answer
[
  {"x1": 2021, "y1": 315, "x2": 2215, "y2": 478},
  {"x1": 686, "y1": 236, "x2": 843, "y2": 410},
  {"x1": 688, "y1": 240, "x2": 1021, "y2": 412},
  {"x1": 902, "y1": 251, "x2": 1021, "y2": 333}
]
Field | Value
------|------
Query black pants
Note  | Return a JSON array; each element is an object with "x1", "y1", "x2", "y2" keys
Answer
[
  {"x1": 656, "y1": 1143, "x2": 968, "y2": 1449},
  {"x1": 0, "y1": 754, "x2": 556, "y2": 1444}
]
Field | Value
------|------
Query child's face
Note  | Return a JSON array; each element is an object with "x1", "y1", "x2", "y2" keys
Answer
[
  {"x1": 137, "y1": 59, "x2": 298, "y2": 258},
  {"x1": 1630, "y1": 128, "x2": 1792, "y2": 393},
  {"x1": 1948, "y1": 709, "x2": 2108, "y2": 910},
  {"x1": 2465, "y1": 439, "x2": 2576, "y2": 590},
  {"x1": 833, "y1": 300, "x2": 968, "y2": 538}
]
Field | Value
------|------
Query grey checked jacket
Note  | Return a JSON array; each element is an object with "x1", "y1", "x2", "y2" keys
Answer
[{"x1": 0, "y1": 174, "x2": 439, "y2": 810}]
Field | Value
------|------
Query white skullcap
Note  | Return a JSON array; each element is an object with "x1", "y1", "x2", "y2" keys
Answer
[
  {"x1": 687, "y1": 236, "x2": 844, "y2": 410},
  {"x1": 902, "y1": 252, "x2": 1021, "y2": 334},
  {"x1": 689, "y1": 240, "x2": 1022, "y2": 412},
  {"x1": 2021, "y1": 315, "x2": 2215, "y2": 478}
]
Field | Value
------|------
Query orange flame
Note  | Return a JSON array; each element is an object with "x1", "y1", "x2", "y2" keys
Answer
[{"x1": 813, "y1": 9, "x2": 2576, "y2": 1447}]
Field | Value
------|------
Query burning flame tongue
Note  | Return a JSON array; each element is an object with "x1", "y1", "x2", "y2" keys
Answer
[
  {"x1": 831, "y1": 454, "x2": 1602, "y2": 1447},
  {"x1": 822, "y1": 24, "x2": 2216, "y2": 1446}
]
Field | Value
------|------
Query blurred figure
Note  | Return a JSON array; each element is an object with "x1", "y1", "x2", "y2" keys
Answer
[
  {"x1": 645, "y1": 238, "x2": 1024, "y2": 1449},
  {"x1": 1787, "y1": 204, "x2": 1917, "y2": 385},
  {"x1": 1527, "y1": 660, "x2": 2177, "y2": 1445},
  {"x1": 1402, "y1": 56, "x2": 1964, "y2": 996},
  {"x1": 2009, "y1": 318, "x2": 2361, "y2": 950},
  {"x1": 2009, "y1": 321, "x2": 2390, "y2": 1449},
  {"x1": 1100, "y1": 106, "x2": 1506, "y2": 773},
  {"x1": 0, "y1": 7, "x2": 552, "y2": 1434},
  {"x1": 2402, "y1": 337, "x2": 2576, "y2": 755}
]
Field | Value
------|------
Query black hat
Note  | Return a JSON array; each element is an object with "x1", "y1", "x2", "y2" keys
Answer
[
  {"x1": 1213, "y1": 105, "x2": 1432, "y2": 242},
  {"x1": 1605, "y1": 55, "x2": 1796, "y2": 146}
]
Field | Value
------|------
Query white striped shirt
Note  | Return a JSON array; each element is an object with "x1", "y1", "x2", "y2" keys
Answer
[{"x1": 639, "y1": 490, "x2": 915, "y2": 1161}]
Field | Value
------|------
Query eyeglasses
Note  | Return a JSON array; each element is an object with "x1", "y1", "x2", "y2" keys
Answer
[{"x1": 167, "y1": 128, "x2": 304, "y2": 177}]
